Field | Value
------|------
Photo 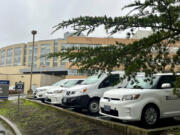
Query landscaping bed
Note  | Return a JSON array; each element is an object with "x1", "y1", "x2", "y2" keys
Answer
[{"x1": 0, "y1": 99, "x2": 120, "y2": 135}]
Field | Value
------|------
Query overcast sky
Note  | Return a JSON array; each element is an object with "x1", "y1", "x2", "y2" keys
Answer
[{"x1": 0, "y1": 0, "x2": 134, "y2": 48}]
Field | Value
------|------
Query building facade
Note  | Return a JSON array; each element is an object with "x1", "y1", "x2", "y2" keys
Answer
[{"x1": 0, "y1": 34, "x2": 179, "y2": 93}]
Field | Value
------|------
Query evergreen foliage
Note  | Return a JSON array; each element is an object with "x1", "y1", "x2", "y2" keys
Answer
[{"x1": 49, "y1": 0, "x2": 180, "y2": 95}]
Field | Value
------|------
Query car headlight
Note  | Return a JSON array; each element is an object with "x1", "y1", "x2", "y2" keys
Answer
[
  {"x1": 122, "y1": 94, "x2": 140, "y2": 101},
  {"x1": 69, "y1": 91, "x2": 81, "y2": 95},
  {"x1": 67, "y1": 88, "x2": 87, "y2": 95}
]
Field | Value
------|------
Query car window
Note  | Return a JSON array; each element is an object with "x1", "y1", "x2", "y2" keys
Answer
[
  {"x1": 76, "y1": 80, "x2": 84, "y2": 84},
  {"x1": 126, "y1": 75, "x2": 159, "y2": 89},
  {"x1": 52, "y1": 79, "x2": 68, "y2": 86},
  {"x1": 156, "y1": 75, "x2": 176, "y2": 89},
  {"x1": 99, "y1": 74, "x2": 120, "y2": 88},
  {"x1": 63, "y1": 80, "x2": 83, "y2": 88},
  {"x1": 81, "y1": 74, "x2": 105, "y2": 85}
]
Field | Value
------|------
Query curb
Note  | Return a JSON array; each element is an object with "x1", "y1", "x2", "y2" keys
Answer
[
  {"x1": 0, "y1": 115, "x2": 22, "y2": 135},
  {"x1": 27, "y1": 99, "x2": 180, "y2": 135}
]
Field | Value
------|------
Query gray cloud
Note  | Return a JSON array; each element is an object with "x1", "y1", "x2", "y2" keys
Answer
[{"x1": 0, "y1": 0, "x2": 134, "y2": 48}]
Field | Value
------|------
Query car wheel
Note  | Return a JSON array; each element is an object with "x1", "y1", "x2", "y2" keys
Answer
[
  {"x1": 41, "y1": 99, "x2": 45, "y2": 103},
  {"x1": 88, "y1": 99, "x2": 99, "y2": 114},
  {"x1": 141, "y1": 105, "x2": 159, "y2": 127}
]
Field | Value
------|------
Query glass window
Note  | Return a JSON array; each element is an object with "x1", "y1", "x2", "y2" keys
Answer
[
  {"x1": 99, "y1": 74, "x2": 120, "y2": 88},
  {"x1": 40, "y1": 44, "x2": 51, "y2": 67},
  {"x1": 24, "y1": 45, "x2": 27, "y2": 65},
  {"x1": 68, "y1": 69, "x2": 77, "y2": 75},
  {"x1": 52, "y1": 79, "x2": 68, "y2": 86},
  {"x1": 14, "y1": 47, "x2": 22, "y2": 66},
  {"x1": 6, "y1": 48, "x2": 13, "y2": 66},
  {"x1": 0, "y1": 50, "x2": 5, "y2": 66},
  {"x1": 81, "y1": 74, "x2": 106, "y2": 85},
  {"x1": 126, "y1": 75, "x2": 160, "y2": 89},
  {"x1": 156, "y1": 75, "x2": 176, "y2": 89},
  {"x1": 53, "y1": 41, "x2": 58, "y2": 67},
  {"x1": 63, "y1": 80, "x2": 82, "y2": 88},
  {"x1": 28, "y1": 45, "x2": 38, "y2": 67}
]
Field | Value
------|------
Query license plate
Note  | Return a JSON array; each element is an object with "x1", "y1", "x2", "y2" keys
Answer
[
  {"x1": 63, "y1": 97, "x2": 67, "y2": 103},
  {"x1": 104, "y1": 105, "x2": 111, "y2": 112}
]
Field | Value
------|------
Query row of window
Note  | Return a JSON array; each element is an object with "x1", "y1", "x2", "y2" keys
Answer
[
  {"x1": 0, "y1": 44, "x2": 57, "y2": 67},
  {"x1": 0, "y1": 47, "x2": 22, "y2": 66},
  {"x1": 61, "y1": 43, "x2": 102, "y2": 50},
  {"x1": 1, "y1": 43, "x2": 179, "y2": 67}
]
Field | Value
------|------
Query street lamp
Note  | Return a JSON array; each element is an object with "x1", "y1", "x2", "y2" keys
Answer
[{"x1": 29, "y1": 30, "x2": 37, "y2": 93}]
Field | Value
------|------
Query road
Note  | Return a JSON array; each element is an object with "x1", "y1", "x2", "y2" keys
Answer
[
  {"x1": 0, "y1": 122, "x2": 13, "y2": 135},
  {"x1": 8, "y1": 94, "x2": 26, "y2": 101}
]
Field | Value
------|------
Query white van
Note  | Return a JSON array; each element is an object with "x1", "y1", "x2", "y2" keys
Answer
[
  {"x1": 100, "y1": 73, "x2": 180, "y2": 126},
  {"x1": 34, "y1": 79, "x2": 69, "y2": 102},
  {"x1": 62, "y1": 71, "x2": 126, "y2": 114},
  {"x1": 44, "y1": 78, "x2": 84, "y2": 104}
]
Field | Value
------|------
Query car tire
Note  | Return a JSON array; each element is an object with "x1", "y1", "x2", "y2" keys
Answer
[
  {"x1": 41, "y1": 99, "x2": 45, "y2": 103},
  {"x1": 88, "y1": 99, "x2": 99, "y2": 114},
  {"x1": 141, "y1": 105, "x2": 159, "y2": 127}
]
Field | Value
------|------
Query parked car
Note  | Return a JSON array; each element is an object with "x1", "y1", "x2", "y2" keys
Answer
[
  {"x1": 8, "y1": 86, "x2": 17, "y2": 94},
  {"x1": 34, "y1": 79, "x2": 69, "y2": 102},
  {"x1": 99, "y1": 73, "x2": 180, "y2": 127},
  {"x1": 62, "y1": 71, "x2": 126, "y2": 114},
  {"x1": 44, "y1": 78, "x2": 85, "y2": 104}
]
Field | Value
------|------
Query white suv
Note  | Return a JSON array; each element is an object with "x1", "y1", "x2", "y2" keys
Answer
[
  {"x1": 62, "y1": 71, "x2": 127, "y2": 114},
  {"x1": 100, "y1": 73, "x2": 180, "y2": 126}
]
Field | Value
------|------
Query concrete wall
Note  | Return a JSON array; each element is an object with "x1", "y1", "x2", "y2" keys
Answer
[{"x1": 40, "y1": 74, "x2": 65, "y2": 87}]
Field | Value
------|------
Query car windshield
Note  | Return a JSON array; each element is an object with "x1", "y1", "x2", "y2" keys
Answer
[
  {"x1": 63, "y1": 80, "x2": 81, "y2": 88},
  {"x1": 126, "y1": 75, "x2": 160, "y2": 89},
  {"x1": 81, "y1": 74, "x2": 105, "y2": 85},
  {"x1": 52, "y1": 79, "x2": 68, "y2": 86}
]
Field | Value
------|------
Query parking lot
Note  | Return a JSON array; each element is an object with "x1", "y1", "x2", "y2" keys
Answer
[{"x1": 27, "y1": 97, "x2": 180, "y2": 130}]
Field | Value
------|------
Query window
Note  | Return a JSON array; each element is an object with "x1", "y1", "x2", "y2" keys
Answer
[
  {"x1": 126, "y1": 75, "x2": 159, "y2": 89},
  {"x1": 40, "y1": 44, "x2": 51, "y2": 67},
  {"x1": 14, "y1": 47, "x2": 22, "y2": 65},
  {"x1": 81, "y1": 74, "x2": 106, "y2": 85},
  {"x1": 6, "y1": 48, "x2": 13, "y2": 66},
  {"x1": 53, "y1": 41, "x2": 58, "y2": 67},
  {"x1": 68, "y1": 69, "x2": 77, "y2": 75},
  {"x1": 156, "y1": 75, "x2": 176, "y2": 89},
  {"x1": 28, "y1": 45, "x2": 38, "y2": 67},
  {"x1": 99, "y1": 74, "x2": 120, "y2": 88},
  {"x1": 0, "y1": 50, "x2": 5, "y2": 66},
  {"x1": 24, "y1": 45, "x2": 27, "y2": 65},
  {"x1": 63, "y1": 80, "x2": 83, "y2": 88}
]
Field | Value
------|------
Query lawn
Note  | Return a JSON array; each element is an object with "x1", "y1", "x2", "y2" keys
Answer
[{"x1": 0, "y1": 99, "x2": 120, "y2": 135}]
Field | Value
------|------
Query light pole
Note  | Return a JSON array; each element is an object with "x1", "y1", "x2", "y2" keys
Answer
[{"x1": 29, "y1": 30, "x2": 37, "y2": 93}]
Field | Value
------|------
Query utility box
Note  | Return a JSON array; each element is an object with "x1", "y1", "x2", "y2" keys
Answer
[{"x1": 0, "y1": 80, "x2": 9, "y2": 100}]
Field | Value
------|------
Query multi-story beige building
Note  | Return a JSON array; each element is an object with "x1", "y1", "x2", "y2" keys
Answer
[{"x1": 0, "y1": 33, "x2": 179, "y2": 93}]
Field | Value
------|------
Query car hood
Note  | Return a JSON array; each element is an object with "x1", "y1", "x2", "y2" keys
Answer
[
  {"x1": 46, "y1": 86, "x2": 68, "y2": 92},
  {"x1": 68, "y1": 84, "x2": 92, "y2": 92},
  {"x1": 103, "y1": 88, "x2": 143, "y2": 99},
  {"x1": 37, "y1": 86, "x2": 58, "y2": 91}
]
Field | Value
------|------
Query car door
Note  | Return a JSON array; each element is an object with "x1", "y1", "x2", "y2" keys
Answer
[
  {"x1": 97, "y1": 74, "x2": 120, "y2": 97},
  {"x1": 156, "y1": 75, "x2": 180, "y2": 117}
]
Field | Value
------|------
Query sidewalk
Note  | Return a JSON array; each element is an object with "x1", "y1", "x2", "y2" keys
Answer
[
  {"x1": 0, "y1": 123, "x2": 6, "y2": 135},
  {"x1": 0, "y1": 115, "x2": 22, "y2": 135}
]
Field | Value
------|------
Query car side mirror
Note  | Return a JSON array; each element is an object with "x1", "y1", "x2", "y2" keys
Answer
[{"x1": 161, "y1": 83, "x2": 172, "y2": 89}]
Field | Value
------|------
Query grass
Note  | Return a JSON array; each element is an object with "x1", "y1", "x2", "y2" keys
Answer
[{"x1": 0, "y1": 99, "x2": 120, "y2": 135}]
